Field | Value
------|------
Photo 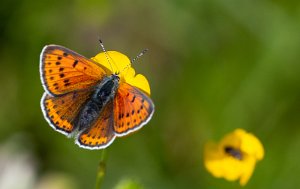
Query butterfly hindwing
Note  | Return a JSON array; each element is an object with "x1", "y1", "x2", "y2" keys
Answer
[
  {"x1": 76, "y1": 101, "x2": 116, "y2": 149},
  {"x1": 113, "y1": 83, "x2": 154, "y2": 136},
  {"x1": 41, "y1": 90, "x2": 92, "y2": 136},
  {"x1": 40, "y1": 45, "x2": 107, "y2": 96}
]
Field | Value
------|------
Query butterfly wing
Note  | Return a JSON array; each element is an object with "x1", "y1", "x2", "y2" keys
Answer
[
  {"x1": 40, "y1": 45, "x2": 108, "y2": 96},
  {"x1": 113, "y1": 83, "x2": 154, "y2": 136},
  {"x1": 41, "y1": 90, "x2": 92, "y2": 136},
  {"x1": 76, "y1": 101, "x2": 116, "y2": 149}
]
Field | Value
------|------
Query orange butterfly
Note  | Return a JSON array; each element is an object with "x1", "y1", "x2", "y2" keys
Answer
[{"x1": 40, "y1": 44, "x2": 154, "y2": 150}]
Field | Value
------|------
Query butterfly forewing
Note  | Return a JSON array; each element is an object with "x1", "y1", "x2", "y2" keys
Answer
[
  {"x1": 76, "y1": 101, "x2": 116, "y2": 149},
  {"x1": 40, "y1": 45, "x2": 107, "y2": 96},
  {"x1": 113, "y1": 83, "x2": 154, "y2": 136},
  {"x1": 41, "y1": 89, "x2": 93, "y2": 136}
]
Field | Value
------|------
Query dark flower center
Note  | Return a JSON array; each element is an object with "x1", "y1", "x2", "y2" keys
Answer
[{"x1": 224, "y1": 146, "x2": 243, "y2": 160}]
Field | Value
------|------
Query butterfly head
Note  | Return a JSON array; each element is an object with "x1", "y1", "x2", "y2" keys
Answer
[{"x1": 112, "y1": 73, "x2": 120, "y2": 82}]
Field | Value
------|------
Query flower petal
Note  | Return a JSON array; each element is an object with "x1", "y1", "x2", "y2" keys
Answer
[
  {"x1": 205, "y1": 142, "x2": 244, "y2": 181},
  {"x1": 91, "y1": 51, "x2": 130, "y2": 74},
  {"x1": 240, "y1": 131, "x2": 264, "y2": 160},
  {"x1": 126, "y1": 73, "x2": 151, "y2": 95},
  {"x1": 239, "y1": 156, "x2": 256, "y2": 186}
]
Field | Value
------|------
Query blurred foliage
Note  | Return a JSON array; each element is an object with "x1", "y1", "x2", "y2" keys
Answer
[
  {"x1": 1, "y1": 0, "x2": 300, "y2": 188},
  {"x1": 114, "y1": 178, "x2": 144, "y2": 189}
]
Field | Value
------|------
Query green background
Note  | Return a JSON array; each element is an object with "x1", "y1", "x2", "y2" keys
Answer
[{"x1": 1, "y1": 0, "x2": 300, "y2": 188}]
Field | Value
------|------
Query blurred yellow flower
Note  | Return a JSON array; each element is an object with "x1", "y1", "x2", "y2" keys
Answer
[
  {"x1": 92, "y1": 51, "x2": 151, "y2": 96},
  {"x1": 204, "y1": 128, "x2": 264, "y2": 186}
]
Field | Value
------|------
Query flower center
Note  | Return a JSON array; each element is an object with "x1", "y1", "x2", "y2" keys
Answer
[{"x1": 224, "y1": 146, "x2": 243, "y2": 160}]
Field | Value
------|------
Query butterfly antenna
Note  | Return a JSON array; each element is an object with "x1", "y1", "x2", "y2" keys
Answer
[
  {"x1": 98, "y1": 38, "x2": 114, "y2": 73},
  {"x1": 119, "y1": 64, "x2": 131, "y2": 74},
  {"x1": 120, "y1": 49, "x2": 149, "y2": 74},
  {"x1": 131, "y1": 48, "x2": 148, "y2": 63}
]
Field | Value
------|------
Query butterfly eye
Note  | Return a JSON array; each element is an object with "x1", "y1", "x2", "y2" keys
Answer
[{"x1": 113, "y1": 74, "x2": 120, "y2": 81}]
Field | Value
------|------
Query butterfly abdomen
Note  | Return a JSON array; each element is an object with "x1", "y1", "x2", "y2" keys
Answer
[{"x1": 76, "y1": 75, "x2": 119, "y2": 131}]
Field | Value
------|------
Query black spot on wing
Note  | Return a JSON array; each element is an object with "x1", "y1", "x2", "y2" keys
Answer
[{"x1": 73, "y1": 60, "x2": 78, "y2": 68}]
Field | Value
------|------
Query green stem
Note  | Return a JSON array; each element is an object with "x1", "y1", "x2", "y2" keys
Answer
[{"x1": 95, "y1": 149, "x2": 108, "y2": 189}]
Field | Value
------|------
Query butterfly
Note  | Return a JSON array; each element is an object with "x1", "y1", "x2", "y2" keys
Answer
[{"x1": 40, "y1": 44, "x2": 154, "y2": 150}]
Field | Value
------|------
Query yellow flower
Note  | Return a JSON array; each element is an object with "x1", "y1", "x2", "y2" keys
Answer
[
  {"x1": 91, "y1": 51, "x2": 151, "y2": 95},
  {"x1": 204, "y1": 129, "x2": 264, "y2": 186}
]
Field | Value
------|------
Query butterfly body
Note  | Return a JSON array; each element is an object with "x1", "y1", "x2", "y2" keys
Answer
[
  {"x1": 40, "y1": 45, "x2": 154, "y2": 150},
  {"x1": 76, "y1": 74, "x2": 119, "y2": 131}
]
